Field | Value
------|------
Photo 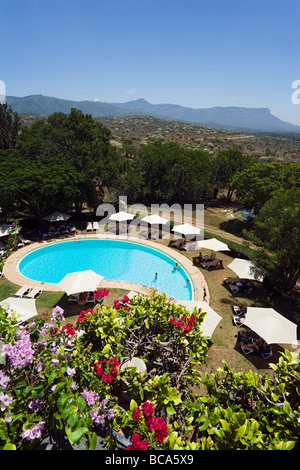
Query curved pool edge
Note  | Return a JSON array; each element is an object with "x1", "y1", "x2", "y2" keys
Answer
[{"x1": 3, "y1": 234, "x2": 208, "y2": 302}]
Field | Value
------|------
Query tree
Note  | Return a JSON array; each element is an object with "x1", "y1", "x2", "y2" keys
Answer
[
  {"x1": 0, "y1": 103, "x2": 20, "y2": 149},
  {"x1": 232, "y1": 161, "x2": 300, "y2": 214},
  {"x1": 0, "y1": 151, "x2": 80, "y2": 220},
  {"x1": 212, "y1": 148, "x2": 254, "y2": 201},
  {"x1": 15, "y1": 108, "x2": 123, "y2": 214},
  {"x1": 120, "y1": 141, "x2": 214, "y2": 205},
  {"x1": 245, "y1": 188, "x2": 300, "y2": 291}
]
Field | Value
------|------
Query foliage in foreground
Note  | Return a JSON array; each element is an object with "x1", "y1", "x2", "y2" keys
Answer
[{"x1": 0, "y1": 292, "x2": 300, "y2": 450}]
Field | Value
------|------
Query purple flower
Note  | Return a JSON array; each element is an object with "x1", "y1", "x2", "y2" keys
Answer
[
  {"x1": 0, "y1": 392, "x2": 13, "y2": 411},
  {"x1": 0, "y1": 370, "x2": 10, "y2": 389},
  {"x1": 2, "y1": 332, "x2": 35, "y2": 369},
  {"x1": 22, "y1": 421, "x2": 45, "y2": 441},
  {"x1": 28, "y1": 395, "x2": 43, "y2": 412},
  {"x1": 82, "y1": 389, "x2": 100, "y2": 406},
  {"x1": 51, "y1": 306, "x2": 65, "y2": 323},
  {"x1": 106, "y1": 408, "x2": 116, "y2": 421},
  {"x1": 67, "y1": 367, "x2": 76, "y2": 376}
]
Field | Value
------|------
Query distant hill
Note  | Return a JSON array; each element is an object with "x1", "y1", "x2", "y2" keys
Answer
[{"x1": 6, "y1": 94, "x2": 300, "y2": 134}]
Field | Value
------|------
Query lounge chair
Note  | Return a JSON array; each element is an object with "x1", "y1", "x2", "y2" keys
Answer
[
  {"x1": 182, "y1": 242, "x2": 196, "y2": 251},
  {"x1": 170, "y1": 238, "x2": 185, "y2": 248},
  {"x1": 49, "y1": 225, "x2": 60, "y2": 236},
  {"x1": 18, "y1": 234, "x2": 31, "y2": 245},
  {"x1": 86, "y1": 222, "x2": 93, "y2": 231},
  {"x1": 68, "y1": 294, "x2": 80, "y2": 303},
  {"x1": 59, "y1": 225, "x2": 69, "y2": 235},
  {"x1": 256, "y1": 346, "x2": 273, "y2": 359},
  {"x1": 13, "y1": 285, "x2": 31, "y2": 298},
  {"x1": 240, "y1": 342, "x2": 254, "y2": 355},
  {"x1": 39, "y1": 228, "x2": 52, "y2": 238},
  {"x1": 201, "y1": 258, "x2": 222, "y2": 270},
  {"x1": 26, "y1": 286, "x2": 43, "y2": 299},
  {"x1": 92, "y1": 221, "x2": 99, "y2": 231},
  {"x1": 233, "y1": 315, "x2": 245, "y2": 326},
  {"x1": 229, "y1": 283, "x2": 252, "y2": 294},
  {"x1": 67, "y1": 223, "x2": 76, "y2": 233},
  {"x1": 224, "y1": 277, "x2": 240, "y2": 285},
  {"x1": 85, "y1": 291, "x2": 96, "y2": 304}
]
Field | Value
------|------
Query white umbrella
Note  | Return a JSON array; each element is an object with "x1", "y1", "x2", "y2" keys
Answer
[
  {"x1": 108, "y1": 211, "x2": 135, "y2": 222},
  {"x1": 243, "y1": 307, "x2": 298, "y2": 345},
  {"x1": 42, "y1": 211, "x2": 71, "y2": 222},
  {"x1": 0, "y1": 224, "x2": 12, "y2": 237},
  {"x1": 0, "y1": 297, "x2": 38, "y2": 323},
  {"x1": 172, "y1": 223, "x2": 201, "y2": 236},
  {"x1": 227, "y1": 258, "x2": 266, "y2": 282},
  {"x1": 197, "y1": 238, "x2": 229, "y2": 252},
  {"x1": 141, "y1": 214, "x2": 169, "y2": 225},
  {"x1": 57, "y1": 270, "x2": 104, "y2": 295},
  {"x1": 177, "y1": 300, "x2": 222, "y2": 338}
]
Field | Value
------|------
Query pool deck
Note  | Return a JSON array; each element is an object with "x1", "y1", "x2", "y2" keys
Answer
[{"x1": 3, "y1": 233, "x2": 209, "y2": 302}]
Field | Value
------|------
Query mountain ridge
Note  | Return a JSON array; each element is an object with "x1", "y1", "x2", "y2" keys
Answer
[{"x1": 6, "y1": 94, "x2": 300, "y2": 134}]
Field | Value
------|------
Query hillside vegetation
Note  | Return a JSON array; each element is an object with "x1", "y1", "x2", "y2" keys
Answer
[{"x1": 20, "y1": 113, "x2": 300, "y2": 162}]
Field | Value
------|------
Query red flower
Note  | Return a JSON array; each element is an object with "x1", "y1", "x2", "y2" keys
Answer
[
  {"x1": 188, "y1": 315, "x2": 196, "y2": 324},
  {"x1": 126, "y1": 433, "x2": 149, "y2": 450},
  {"x1": 169, "y1": 318, "x2": 176, "y2": 324},
  {"x1": 181, "y1": 316, "x2": 187, "y2": 322},
  {"x1": 141, "y1": 401, "x2": 154, "y2": 417},
  {"x1": 176, "y1": 321, "x2": 185, "y2": 328},
  {"x1": 94, "y1": 288, "x2": 110, "y2": 299},
  {"x1": 184, "y1": 324, "x2": 193, "y2": 333},
  {"x1": 133, "y1": 407, "x2": 141, "y2": 421},
  {"x1": 151, "y1": 417, "x2": 169, "y2": 444}
]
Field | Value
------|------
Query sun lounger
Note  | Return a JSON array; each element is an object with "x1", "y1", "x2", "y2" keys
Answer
[
  {"x1": 182, "y1": 242, "x2": 196, "y2": 251},
  {"x1": 18, "y1": 235, "x2": 31, "y2": 245},
  {"x1": 92, "y1": 221, "x2": 99, "y2": 230},
  {"x1": 68, "y1": 294, "x2": 80, "y2": 303},
  {"x1": 13, "y1": 285, "x2": 31, "y2": 298},
  {"x1": 201, "y1": 258, "x2": 222, "y2": 270},
  {"x1": 39, "y1": 228, "x2": 52, "y2": 238},
  {"x1": 170, "y1": 238, "x2": 185, "y2": 248},
  {"x1": 229, "y1": 283, "x2": 252, "y2": 294},
  {"x1": 49, "y1": 226, "x2": 60, "y2": 235},
  {"x1": 233, "y1": 315, "x2": 245, "y2": 326},
  {"x1": 86, "y1": 222, "x2": 93, "y2": 231},
  {"x1": 59, "y1": 225, "x2": 69, "y2": 234},
  {"x1": 26, "y1": 287, "x2": 43, "y2": 299},
  {"x1": 67, "y1": 223, "x2": 76, "y2": 233}
]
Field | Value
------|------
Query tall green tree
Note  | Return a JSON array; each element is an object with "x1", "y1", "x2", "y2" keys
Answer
[
  {"x1": 212, "y1": 147, "x2": 254, "y2": 201},
  {"x1": 245, "y1": 188, "x2": 300, "y2": 291},
  {"x1": 232, "y1": 161, "x2": 300, "y2": 214},
  {"x1": 0, "y1": 103, "x2": 20, "y2": 149},
  {"x1": 15, "y1": 108, "x2": 122, "y2": 214}
]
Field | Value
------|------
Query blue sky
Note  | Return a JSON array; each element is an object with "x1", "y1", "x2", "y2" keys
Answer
[{"x1": 1, "y1": 0, "x2": 300, "y2": 124}]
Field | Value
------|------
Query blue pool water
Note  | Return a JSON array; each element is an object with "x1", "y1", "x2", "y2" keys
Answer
[{"x1": 18, "y1": 239, "x2": 193, "y2": 300}]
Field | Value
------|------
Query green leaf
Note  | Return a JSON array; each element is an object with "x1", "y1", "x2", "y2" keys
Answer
[
  {"x1": 67, "y1": 411, "x2": 81, "y2": 429},
  {"x1": 68, "y1": 427, "x2": 89, "y2": 444},
  {"x1": 101, "y1": 344, "x2": 110, "y2": 354},
  {"x1": 3, "y1": 443, "x2": 16, "y2": 450},
  {"x1": 130, "y1": 399, "x2": 138, "y2": 412},
  {"x1": 88, "y1": 432, "x2": 98, "y2": 450}
]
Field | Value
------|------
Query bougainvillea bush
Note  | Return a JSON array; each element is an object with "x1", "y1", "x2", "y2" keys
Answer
[{"x1": 0, "y1": 291, "x2": 300, "y2": 450}]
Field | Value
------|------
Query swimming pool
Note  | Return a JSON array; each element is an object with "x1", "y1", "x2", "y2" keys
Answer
[{"x1": 18, "y1": 239, "x2": 193, "y2": 300}]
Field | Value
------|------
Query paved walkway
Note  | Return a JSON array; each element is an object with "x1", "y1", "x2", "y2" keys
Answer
[{"x1": 3, "y1": 233, "x2": 208, "y2": 302}]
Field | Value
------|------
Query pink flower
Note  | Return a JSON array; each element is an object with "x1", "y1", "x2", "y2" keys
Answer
[
  {"x1": 126, "y1": 433, "x2": 149, "y2": 450},
  {"x1": 151, "y1": 417, "x2": 169, "y2": 443},
  {"x1": 188, "y1": 315, "x2": 196, "y2": 324},
  {"x1": 133, "y1": 407, "x2": 141, "y2": 421},
  {"x1": 141, "y1": 401, "x2": 154, "y2": 417}
]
